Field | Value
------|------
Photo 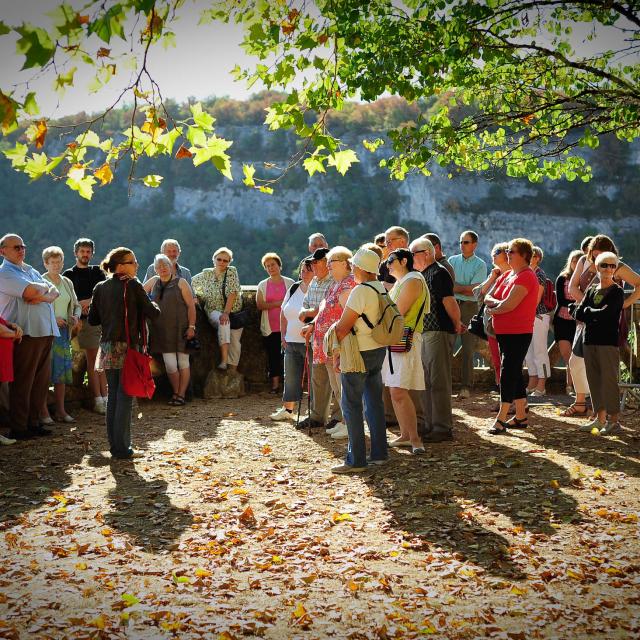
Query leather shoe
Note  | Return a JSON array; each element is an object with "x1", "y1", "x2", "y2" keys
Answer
[
  {"x1": 296, "y1": 417, "x2": 324, "y2": 430},
  {"x1": 422, "y1": 431, "x2": 453, "y2": 443},
  {"x1": 8, "y1": 430, "x2": 34, "y2": 441},
  {"x1": 30, "y1": 426, "x2": 53, "y2": 437}
]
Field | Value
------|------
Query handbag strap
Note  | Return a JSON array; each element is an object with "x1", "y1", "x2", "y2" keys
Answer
[
  {"x1": 222, "y1": 269, "x2": 228, "y2": 305},
  {"x1": 123, "y1": 280, "x2": 147, "y2": 351}
]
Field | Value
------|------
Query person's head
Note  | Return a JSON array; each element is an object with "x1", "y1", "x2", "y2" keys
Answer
[
  {"x1": 309, "y1": 247, "x2": 329, "y2": 279},
  {"x1": 213, "y1": 247, "x2": 233, "y2": 272},
  {"x1": 101, "y1": 247, "x2": 138, "y2": 277},
  {"x1": 261, "y1": 252, "x2": 282, "y2": 278},
  {"x1": 384, "y1": 226, "x2": 409, "y2": 251},
  {"x1": 0, "y1": 234, "x2": 26, "y2": 266},
  {"x1": 459, "y1": 230, "x2": 479, "y2": 258},
  {"x1": 374, "y1": 233, "x2": 386, "y2": 250},
  {"x1": 506, "y1": 238, "x2": 534, "y2": 269},
  {"x1": 326, "y1": 246, "x2": 352, "y2": 280},
  {"x1": 561, "y1": 249, "x2": 583, "y2": 277},
  {"x1": 160, "y1": 239, "x2": 181, "y2": 264},
  {"x1": 74, "y1": 238, "x2": 95, "y2": 266},
  {"x1": 491, "y1": 242, "x2": 509, "y2": 268},
  {"x1": 587, "y1": 234, "x2": 618, "y2": 264},
  {"x1": 595, "y1": 251, "x2": 619, "y2": 281},
  {"x1": 308, "y1": 233, "x2": 328, "y2": 254},
  {"x1": 580, "y1": 236, "x2": 593, "y2": 254},
  {"x1": 531, "y1": 246, "x2": 544, "y2": 268},
  {"x1": 298, "y1": 258, "x2": 314, "y2": 285},
  {"x1": 350, "y1": 248, "x2": 380, "y2": 284},
  {"x1": 42, "y1": 246, "x2": 65, "y2": 274},
  {"x1": 409, "y1": 237, "x2": 435, "y2": 271},
  {"x1": 423, "y1": 233, "x2": 443, "y2": 259},
  {"x1": 153, "y1": 253, "x2": 173, "y2": 280},
  {"x1": 358, "y1": 241, "x2": 386, "y2": 262},
  {"x1": 387, "y1": 248, "x2": 414, "y2": 279}
]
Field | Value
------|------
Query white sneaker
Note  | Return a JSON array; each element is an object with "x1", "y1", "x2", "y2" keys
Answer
[
  {"x1": 0, "y1": 434, "x2": 16, "y2": 446},
  {"x1": 93, "y1": 399, "x2": 106, "y2": 415},
  {"x1": 270, "y1": 407, "x2": 294, "y2": 421},
  {"x1": 330, "y1": 423, "x2": 349, "y2": 439}
]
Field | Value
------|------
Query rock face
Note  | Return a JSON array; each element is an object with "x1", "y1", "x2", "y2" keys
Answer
[{"x1": 202, "y1": 369, "x2": 246, "y2": 399}]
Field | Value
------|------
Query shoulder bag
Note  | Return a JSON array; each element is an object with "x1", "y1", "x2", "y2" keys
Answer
[
  {"x1": 121, "y1": 281, "x2": 156, "y2": 399},
  {"x1": 222, "y1": 269, "x2": 249, "y2": 329}
]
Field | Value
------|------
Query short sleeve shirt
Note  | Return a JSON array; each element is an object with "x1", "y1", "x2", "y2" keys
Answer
[
  {"x1": 191, "y1": 267, "x2": 242, "y2": 315},
  {"x1": 534, "y1": 267, "x2": 547, "y2": 315},
  {"x1": 302, "y1": 274, "x2": 332, "y2": 311},
  {"x1": 0, "y1": 260, "x2": 59, "y2": 338},
  {"x1": 491, "y1": 268, "x2": 539, "y2": 335},
  {"x1": 63, "y1": 265, "x2": 106, "y2": 316},
  {"x1": 449, "y1": 254, "x2": 488, "y2": 302},
  {"x1": 422, "y1": 262, "x2": 455, "y2": 333},
  {"x1": 346, "y1": 280, "x2": 387, "y2": 351}
]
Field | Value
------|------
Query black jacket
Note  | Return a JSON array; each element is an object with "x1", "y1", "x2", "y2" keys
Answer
[
  {"x1": 574, "y1": 283, "x2": 623, "y2": 346},
  {"x1": 88, "y1": 276, "x2": 160, "y2": 346}
]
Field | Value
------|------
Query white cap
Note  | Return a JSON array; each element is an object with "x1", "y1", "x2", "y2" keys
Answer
[{"x1": 350, "y1": 248, "x2": 380, "y2": 274}]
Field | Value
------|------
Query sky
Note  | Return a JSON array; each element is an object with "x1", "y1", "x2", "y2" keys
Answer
[{"x1": 0, "y1": 0, "x2": 259, "y2": 118}]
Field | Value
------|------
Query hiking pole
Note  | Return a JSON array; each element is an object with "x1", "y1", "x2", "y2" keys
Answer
[{"x1": 296, "y1": 339, "x2": 310, "y2": 429}]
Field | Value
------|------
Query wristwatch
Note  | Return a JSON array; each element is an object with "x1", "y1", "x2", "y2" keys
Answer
[{"x1": 189, "y1": 325, "x2": 196, "y2": 330}]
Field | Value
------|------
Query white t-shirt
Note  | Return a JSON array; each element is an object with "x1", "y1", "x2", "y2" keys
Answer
[
  {"x1": 345, "y1": 280, "x2": 387, "y2": 351},
  {"x1": 282, "y1": 282, "x2": 306, "y2": 343}
]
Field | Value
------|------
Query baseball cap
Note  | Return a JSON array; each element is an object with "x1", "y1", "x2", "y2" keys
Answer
[{"x1": 311, "y1": 247, "x2": 330, "y2": 261}]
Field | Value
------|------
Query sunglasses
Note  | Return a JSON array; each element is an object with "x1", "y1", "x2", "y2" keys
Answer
[
  {"x1": 411, "y1": 249, "x2": 427, "y2": 255},
  {"x1": 506, "y1": 249, "x2": 518, "y2": 255},
  {"x1": 387, "y1": 256, "x2": 398, "y2": 264},
  {"x1": 6, "y1": 244, "x2": 26, "y2": 250},
  {"x1": 492, "y1": 249, "x2": 504, "y2": 256},
  {"x1": 599, "y1": 262, "x2": 617, "y2": 270},
  {"x1": 460, "y1": 240, "x2": 474, "y2": 245}
]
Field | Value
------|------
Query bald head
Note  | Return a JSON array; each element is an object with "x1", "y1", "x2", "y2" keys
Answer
[
  {"x1": 0, "y1": 234, "x2": 26, "y2": 265},
  {"x1": 409, "y1": 237, "x2": 435, "y2": 271}
]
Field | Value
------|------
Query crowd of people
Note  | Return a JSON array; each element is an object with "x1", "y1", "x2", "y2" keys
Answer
[{"x1": 0, "y1": 229, "x2": 638, "y2": 471}]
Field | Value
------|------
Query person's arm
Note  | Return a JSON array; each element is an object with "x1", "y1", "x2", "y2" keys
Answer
[
  {"x1": 0, "y1": 322, "x2": 20, "y2": 340},
  {"x1": 393, "y1": 277, "x2": 422, "y2": 316},
  {"x1": 569, "y1": 255, "x2": 588, "y2": 302},
  {"x1": 143, "y1": 276, "x2": 159, "y2": 294},
  {"x1": 442, "y1": 296, "x2": 464, "y2": 333},
  {"x1": 556, "y1": 275, "x2": 570, "y2": 308},
  {"x1": 486, "y1": 284, "x2": 528, "y2": 315},
  {"x1": 143, "y1": 264, "x2": 155, "y2": 284},
  {"x1": 453, "y1": 282, "x2": 474, "y2": 296},
  {"x1": 133, "y1": 280, "x2": 160, "y2": 319},
  {"x1": 616, "y1": 263, "x2": 640, "y2": 309},
  {"x1": 478, "y1": 268, "x2": 502, "y2": 297},
  {"x1": 280, "y1": 309, "x2": 288, "y2": 347},
  {"x1": 68, "y1": 278, "x2": 82, "y2": 323},
  {"x1": 178, "y1": 279, "x2": 197, "y2": 338},
  {"x1": 87, "y1": 286, "x2": 101, "y2": 326},
  {"x1": 23, "y1": 282, "x2": 59, "y2": 304},
  {"x1": 335, "y1": 307, "x2": 360, "y2": 342}
]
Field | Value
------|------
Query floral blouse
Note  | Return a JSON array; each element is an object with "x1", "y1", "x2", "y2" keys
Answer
[
  {"x1": 191, "y1": 266, "x2": 242, "y2": 315},
  {"x1": 313, "y1": 274, "x2": 356, "y2": 364}
]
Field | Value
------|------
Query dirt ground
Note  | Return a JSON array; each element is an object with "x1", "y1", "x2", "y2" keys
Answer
[{"x1": 1, "y1": 390, "x2": 639, "y2": 639}]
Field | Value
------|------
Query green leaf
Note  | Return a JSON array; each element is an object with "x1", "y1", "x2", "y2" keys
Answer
[
  {"x1": 24, "y1": 153, "x2": 50, "y2": 180},
  {"x1": 142, "y1": 174, "x2": 163, "y2": 187},
  {"x1": 327, "y1": 149, "x2": 359, "y2": 176},
  {"x1": 15, "y1": 25, "x2": 56, "y2": 69},
  {"x1": 242, "y1": 163, "x2": 256, "y2": 187},
  {"x1": 258, "y1": 185, "x2": 273, "y2": 194},
  {"x1": 192, "y1": 135, "x2": 233, "y2": 167},
  {"x1": 3, "y1": 143, "x2": 29, "y2": 169},
  {"x1": 23, "y1": 92, "x2": 39, "y2": 116},
  {"x1": 54, "y1": 67, "x2": 77, "y2": 93},
  {"x1": 67, "y1": 174, "x2": 96, "y2": 200},
  {"x1": 88, "y1": 4, "x2": 125, "y2": 43},
  {"x1": 211, "y1": 154, "x2": 233, "y2": 180},
  {"x1": 187, "y1": 125, "x2": 207, "y2": 148},
  {"x1": 120, "y1": 594, "x2": 140, "y2": 607},
  {"x1": 0, "y1": 21, "x2": 11, "y2": 36},
  {"x1": 76, "y1": 130, "x2": 101, "y2": 148},
  {"x1": 303, "y1": 155, "x2": 326, "y2": 176},
  {"x1": 190, "y1": 103, "x2": 215, "y2": 131}
]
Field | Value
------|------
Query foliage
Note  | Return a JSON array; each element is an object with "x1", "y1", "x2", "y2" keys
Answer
[{"x1": 1, "y1": 1, "x2": 639, "y2": 198}]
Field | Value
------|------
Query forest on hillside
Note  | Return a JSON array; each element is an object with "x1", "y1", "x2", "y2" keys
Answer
[{"x1": 2, "y1": 93, "x2": 639, "y2": 283}]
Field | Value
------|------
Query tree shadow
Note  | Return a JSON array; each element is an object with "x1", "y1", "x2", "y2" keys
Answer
[
  {"x1": 299, "y1": 413, "x2": 579, "y2": 579},
  {"x1": 99, "y1": 458, "x2": 194, "y2": 552}
]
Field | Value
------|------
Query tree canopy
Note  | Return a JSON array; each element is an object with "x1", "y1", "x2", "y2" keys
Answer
[{"x1": 1, "y1": 0, "x2": 639, "y2": 199}]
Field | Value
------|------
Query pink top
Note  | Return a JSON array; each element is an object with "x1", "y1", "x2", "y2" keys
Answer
[
  {"x1": 0, "y1": 317, "x2": 14, "y2": 383},
  {"x1": 266, "y1": 279, "x2": 287, "y2": 332},
  {"x1": 313, "y1": 275, "x2": 356, "y2": 364},
  {"x1": 491, "y1": 268, "x2": 539, "y2": 335}
]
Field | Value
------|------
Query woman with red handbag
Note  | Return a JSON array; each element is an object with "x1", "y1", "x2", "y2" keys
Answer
[{"x1": 88, "y1": 247, "x2": 160, "y2": 460}]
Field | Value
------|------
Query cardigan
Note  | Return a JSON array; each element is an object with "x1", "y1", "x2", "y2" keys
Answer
[
  {"x1": 257, "y1": 276, "x2": 294, "y2": 337},
  {"x1": 42, "y1": 273, "x2": 81, "y2": 329}
]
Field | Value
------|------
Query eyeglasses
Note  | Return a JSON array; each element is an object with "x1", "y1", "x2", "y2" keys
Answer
[
  {"x1": 385, "y1": 237, "x2": 401, "y2": 246},
  {"x1": 216, "y1": 258, "x2": 230, "y2": 263},
  {"x1": 411, "y1": 249, "x2": 427, "y2": 255},
  {"x1": 599, "y1": 262, "x2": 617, "y2": 270},
  {"x1": 492, "y1": 249, "x2": 504, "y2": 256},
  {"x1": 328, "y1": 259, "x2": 345, "y2": 264},
  {"x1": 460, "y1": 240, "x2": 474, "y2": 245}
]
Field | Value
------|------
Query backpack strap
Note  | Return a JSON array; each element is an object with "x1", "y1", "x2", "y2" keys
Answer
[{"x1": 357, "y1": 281, "x2": 380, "y2": 329}]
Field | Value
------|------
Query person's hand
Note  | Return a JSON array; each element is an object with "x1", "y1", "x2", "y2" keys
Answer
[
  {"x1": 81, "y1": 301, "x2": 91, "y2": 315},
  {"x1": 491, "y1": 267, "x2": 501, "y2": 278},
  {"x1": 56, "y1": 317, "x2": 67, "y2": 328},
  {"x1": 185, "y1": 327, "x2": 196, "y2": 339},
  {"x1": 14, "y1": 325, "x2": 23, "y2": 342},
  {"x1": 485, "y1": 306, "x2": 495, "y2": 316},
  {"x1": 455, "y1": 321, "x2": 466, "y2": 334},
  {"x1": 281, "y1": 337, "x2": 287, "y2": 350},
  {"x1": 71, "y1": 316, "x2": 80, "y2": 330},
  {"x1": 333, "y1": 352, "x2": 341, "y2": 373},
  {"x1": 220, "y1": 312, "x2": 230, "y2": 325},
  {"x1": 300, "y1": 325, "x2": 313, "y2": 342}
]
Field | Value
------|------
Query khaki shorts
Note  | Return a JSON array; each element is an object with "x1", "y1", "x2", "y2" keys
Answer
[{"x1": 77, "y1": 321, "x2": 102, "y2": 350}]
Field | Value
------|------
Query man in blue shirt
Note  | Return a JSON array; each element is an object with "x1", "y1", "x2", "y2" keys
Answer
[
  {"x1": 449, "y1": 230, "x2": 487, "y2": 398},
  {"x1": 143, "y1": 239, "x2": 192, "y2": 285},
  {"x1": 0, "y1": 234, "x2": 60, "y2": 439}
]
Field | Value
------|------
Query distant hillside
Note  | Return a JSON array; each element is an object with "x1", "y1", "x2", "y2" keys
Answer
[{"x1": 2, "y1": 93, "x2": 639, "y2": 283}]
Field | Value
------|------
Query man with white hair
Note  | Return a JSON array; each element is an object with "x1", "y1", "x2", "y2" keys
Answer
[
  {"x1": 144, "y1": 239, "x2": 192, "y2": 284},
  {"x1": 410, "y1": 237, "x2": 464, "y2": 442},
  {"x1": 308, "y1": 233, "x2": 329, "y2": 254},
  {"x1": 0, "y1": 234, "x2": 60, "y2": 440}
]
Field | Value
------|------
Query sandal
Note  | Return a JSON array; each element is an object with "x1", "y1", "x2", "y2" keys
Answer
[
  {"x1": 562, "y1": 402, "x2": 587, "y2": 417},
  {"x1": 507, "y1": 416, "x2": 528, "y2": 430},
  {"x1": 172, "y1": 395, "x2": 186, "y2": 406},
  {"x1": 488, "y1": 419, "x2": 510, "y2": 435}
]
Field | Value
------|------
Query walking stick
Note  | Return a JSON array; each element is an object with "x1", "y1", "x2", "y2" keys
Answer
[{"x1": 296, "y1": 339, "x2": 310, "y2": 429}]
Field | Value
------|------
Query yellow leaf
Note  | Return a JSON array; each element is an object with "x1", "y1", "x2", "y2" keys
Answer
[
  {"x1": 347, "y1": 579, "x2": 360, "y2": 592},
  {"x1": 101, "y1": 528, "x2": 113, "y2": 537},
  {"x1": 35, "y1": 119, "x2": 47, "y2": 149},
  {"x1": 272, "y1": 555, "x2": 283, "y2": 564},
  {"x1": 459, "y1": 568, "x2": 476, "y2": 578},
  {"x1": 332, "y1": 512, "x2": 353, "y2": 523},
  {"x1": 292, "y1": 602, "x2": 307, "y2": 618},
  {"x1": 195, "y1": 568, "x2": 212, "y2": 577},
  {"x1": 232, "y1": 488, "x2": 248, "y2": 495},
  {"x1": 89, "y1": 614, "x2": 107, "y2": 629},
  {"x1": 550, "y1": 480, "x2": 560, "y2": 489},
  {"x1": 94, "y1": 163, "x2": 113, "y2": 186},
  {"x1": 75, "y1": 562, "x2": 88, "y2": 570},
  {"x1": 510, "y1": 586, "x2": 527, "y2": 596},
  {"x1": 593, "y1": 469, "x2": 603, "y2": 478}
]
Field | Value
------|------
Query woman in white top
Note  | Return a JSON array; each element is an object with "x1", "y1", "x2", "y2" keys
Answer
[
  {"x1": 40, "y1": 246, "x2": 81, "y2": 424},
  {"x1": 382, "y1": 249, "x2": 429, "y2": 454},
  {"x1": 270, "y1": 259, "x2": 314, "y2": 421}
]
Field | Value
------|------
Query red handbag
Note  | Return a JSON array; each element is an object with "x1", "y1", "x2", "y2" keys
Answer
[{"x1": 121, "y1": 281, "x2": 155, "y2": 399}]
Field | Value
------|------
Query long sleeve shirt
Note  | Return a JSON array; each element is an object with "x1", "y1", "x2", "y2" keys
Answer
[{"x1": 574, "y1": 284, "x2": 623, "y2": 346}]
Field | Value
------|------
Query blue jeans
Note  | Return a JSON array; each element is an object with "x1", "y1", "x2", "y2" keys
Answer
[
  {"x1": 283, "y1": 341, "x2": 311, "y2": 402},
  {"x1": 105, "y1": 368, "x2": 134, "y2": 458},
  {"x1": 341, "y1": 347, "x2": 387, "y2": 467}
]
